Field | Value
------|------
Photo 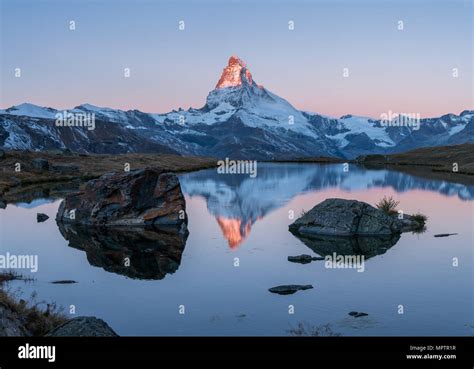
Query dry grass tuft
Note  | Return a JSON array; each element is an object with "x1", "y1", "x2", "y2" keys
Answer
[{"x1": 375, "y1": 196, "x2": 400, "y2": 215}]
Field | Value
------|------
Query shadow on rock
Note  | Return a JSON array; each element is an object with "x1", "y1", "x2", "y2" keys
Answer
[{"x1": 57, "y1": 222, "x2": 188, "y2": 280}]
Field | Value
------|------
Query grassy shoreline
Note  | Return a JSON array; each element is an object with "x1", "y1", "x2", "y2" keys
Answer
[
  {"x1": 1, "y1": 144, "x2": 473, "y2": 203},
  {"x1": 0, "y1": 273, "x2": 68, "y2": 336},
  {"x1": 269, "y1": 144, "x2": 474, "y2": 185},
  {"x1": 0, "y1": 150, "x2": 217, "y2": 199},
  {"x1": 352, "y1": 144, "x2": 474, "y2": 185}
]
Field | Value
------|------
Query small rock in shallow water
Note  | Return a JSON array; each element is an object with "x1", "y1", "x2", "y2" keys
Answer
[
  {"x1": 51, "y1": 280, "x2": 77, "y2": 284},
  {"x1": 434, "y1": 233, "x2": 457, "y2": 238},
  {"x1": 37, "y1": 213, "x2": 49, "y2": 222},
  {"x1": 288, "y1": 254, "x2": 324, "y2": 264},
  {"x1": 348, "y1": 311, "x2": 368, "y2": 318},
  {"x1": 268, "y1": 285, "x2": 313, "y2": 295}
]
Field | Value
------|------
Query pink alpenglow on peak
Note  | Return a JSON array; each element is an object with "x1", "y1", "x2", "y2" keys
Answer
[{"x1": 215, "y1": 55, "x2": 255, "y2": 89}]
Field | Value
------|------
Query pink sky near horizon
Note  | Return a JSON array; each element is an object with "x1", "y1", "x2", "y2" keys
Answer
[
  {"x1": 2, "y1": 0, "x2": 472, "y2": 119},
  {"x1": 4, "y1": 53, "x2": 473, "y2": 119}
]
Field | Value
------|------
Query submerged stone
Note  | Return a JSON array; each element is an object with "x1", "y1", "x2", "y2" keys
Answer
[
  {"x1": 287, "y1": 254, "x2": 324, "y2": 264},
  {"x1": 268, "y1": 285, "x2": 313, "y2": 295}
]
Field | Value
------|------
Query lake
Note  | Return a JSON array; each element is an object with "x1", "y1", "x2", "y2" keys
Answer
[{"x1": 0, "y1": 163, "x2": 472, "y2": 336}]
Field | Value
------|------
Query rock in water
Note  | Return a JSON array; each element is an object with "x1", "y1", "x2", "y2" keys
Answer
[
  {"x1": 434, "y1": 233, "x2": 457, "y2": 238},
  {"x1": 37, "y1": 213, "x2": 49, "y2": 222},
  {"x1": 46, "y1": 316, "x2": 118, "y2": 337},
  {"x1": 348, "y1": 311, "x2": 368, "y2": 318},
  {"x1": 268, "y1": 285, "x2": 313, "y2": 295},
  {"x1": 56, "y1": 168, "x2": 188, "y2": 235},
  {"x1": 287, "y1": 254, "x2": 324, "y2": 264},
  {"x1": 289, "y1": 198, "x2": 423, "y2": 236},
  {"x1": 50, "y1": 280, "x2": 77, "y2": 284}
]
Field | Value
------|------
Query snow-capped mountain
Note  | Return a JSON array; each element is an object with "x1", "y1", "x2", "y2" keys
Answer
[{"x1": 1, "y1": 56, "x2": 473, "y2": 159}]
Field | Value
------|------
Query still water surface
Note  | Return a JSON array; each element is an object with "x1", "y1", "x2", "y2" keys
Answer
[{"x1": 0, "y1": 163, "x2": 472, "y2": 336}]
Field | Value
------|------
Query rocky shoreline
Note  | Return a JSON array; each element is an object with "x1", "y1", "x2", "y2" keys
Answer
[
  {"x1": 0, "y1": 272, "x2": 118, "y2": 337},
  {"x1": 0, "y1": 149, "x2": 216, "y2": 206}
]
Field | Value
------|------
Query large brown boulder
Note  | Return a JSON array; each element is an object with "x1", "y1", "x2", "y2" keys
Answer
[{"x1": 56, "y1": 168, "x2": 188, "y2": 235}]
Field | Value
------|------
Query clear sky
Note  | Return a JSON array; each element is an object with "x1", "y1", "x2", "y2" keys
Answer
[{"x1": 1, "y1": 0, "x2": 472, "y2": 118}]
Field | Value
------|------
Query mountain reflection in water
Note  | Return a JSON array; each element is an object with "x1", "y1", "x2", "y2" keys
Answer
[{"x1": 179, "y1": 163, "x2": 474, "y2": 248}]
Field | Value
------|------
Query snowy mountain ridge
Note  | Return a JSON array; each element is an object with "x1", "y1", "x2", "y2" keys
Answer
[{"x1": 1, "y1": 56, "x2": 473, "y2": 159}]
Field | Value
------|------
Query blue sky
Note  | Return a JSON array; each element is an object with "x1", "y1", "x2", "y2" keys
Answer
[{"x1": 1, "y1": 0, "x2": 472, "y2": 117}]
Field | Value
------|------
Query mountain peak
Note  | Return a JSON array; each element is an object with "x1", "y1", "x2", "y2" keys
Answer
[{"x1": 215, "y1": 55, "x2": 253, "y2": 89}]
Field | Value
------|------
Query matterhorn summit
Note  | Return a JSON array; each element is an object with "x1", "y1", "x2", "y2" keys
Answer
[
  {"x1": 215, "y1": 55, "x2": 254, "y2": 89},
  {"x1": 204, "y1": 55, "x2": 313, "y2": 138}
]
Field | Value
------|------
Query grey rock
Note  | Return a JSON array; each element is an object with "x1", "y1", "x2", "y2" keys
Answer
[
  {"x1": 46, "y1": 316, "x2": 118, "y2": 337},
  {"x1": 348, "y1": 311, "x2": 368, "y2": 318},
  {"x1": 50, "y1": 280, "x2": 77, "y2": 284},
  {"x1": 268, "y1": 285, "x2": 313, "y2": 295},
  {"x1": 287, "y1": 254, "x2": 324, "y2": 264},
  {"x1": 31, "y1": 158, "x2": 49, "y2": 171},
  {"x1": 349, "y1": 312, "x2": 368, "y2": 318},
  {"x1": 0, "y1": 149, "x2": 5, "y2": 159},
  {"x1": 0, "y1": 199, "x2": 6, "y2": 209},
  {"x1": 289, "y1": 198, "x2": 423, "y2": 236},
  {"x1": 37, "y1": 213, "x2": 49, "y2": 222},
  {"x1": 434, "y1": 233, "x2": 457, "y2": 238}
]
